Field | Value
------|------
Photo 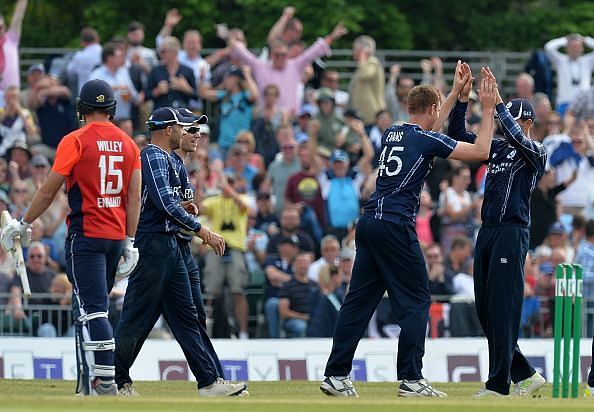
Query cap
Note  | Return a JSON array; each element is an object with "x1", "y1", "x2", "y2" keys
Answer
[
  {"x1": 298, "y1": 104, "x2": 316, "y2": 118},
  {"x1": 505, "y1": 98, "x2": 535, "y2": 121},
  {"x1": 7, "y1": 141, "x2": 32, "y2": 160},
  {"x1": 548, "y1": 222, "x2": 566, "y2": 235},
  {"x1": 199, "y1": 124, "x2": 211, "y2": 134},
  {"x1": 330, "y1": 149, "x2": 348, "y2": 163},
  {"x1": 27, "y1": 64, "x2": 45, "y2": 76},
  {"x1": 176, "y1": 108, "x2": 208, "y2": 125},
  {"x1": 340, "y1": 248, "x2": 355, "y2": 260},
  {"x1": 31, "y1": 154, "x2": 50, "y2": 167},
  {"x1": 147, "y1": 107, "x2": 194, "y2": 130},
  {"x1": 343, "y1": 109, "x2": 362, "y2": 120},
  {"x1": 316, "y1": 87, "x2": 335, "y2": 102},
  {"x1": 279, "y1": 235, "x2": 299, "y2": 247},
  {"x1": 225, "y1": 66, "x2": 244, "y2": 80}
]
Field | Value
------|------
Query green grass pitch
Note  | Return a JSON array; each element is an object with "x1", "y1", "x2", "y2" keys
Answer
[{"x1": 0, "y1": 380, "x2": 592, "y2": 411}]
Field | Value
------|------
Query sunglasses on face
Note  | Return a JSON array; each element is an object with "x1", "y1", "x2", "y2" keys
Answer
[{"x1": 185, "y1": 126, "x2": 201, "y2": 134}]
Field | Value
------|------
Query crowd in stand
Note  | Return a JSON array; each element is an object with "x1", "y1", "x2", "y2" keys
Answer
[{"x1": 0, "y1": 1, "x2": 593, "y2": 339}]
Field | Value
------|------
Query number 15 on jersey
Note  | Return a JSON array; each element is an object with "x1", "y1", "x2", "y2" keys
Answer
[{"x1": 378, "y1": 146, "x2": 404, "y2": 177}]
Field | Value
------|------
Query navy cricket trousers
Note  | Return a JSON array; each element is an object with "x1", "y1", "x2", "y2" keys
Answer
[
  {"x1": 325, "y1": 214, "x2": 431, "y2": 380},
  {"x1": 178, "y1": 238, "x2": 225, "y2": 378},
  {"x1": 114, "y1": 233, "x2": 218, "y2": 389},
  {"x1": 65, "y1": 233, "x2": 123, "y2": 379},
  {"x1": 474, "y1": 224, "x2": 536, "y2": 394}
]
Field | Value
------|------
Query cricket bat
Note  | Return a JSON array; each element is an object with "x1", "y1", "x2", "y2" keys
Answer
[{"x1": 1, "y1": 211, "x2": 31, "y2": 297}]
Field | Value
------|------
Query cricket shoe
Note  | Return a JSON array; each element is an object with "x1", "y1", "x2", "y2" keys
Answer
[
  {"x1": 91, "y1": 379, "x2": 118, "y2": 396},
  {"x1": 398, "y1": 379, "x2": 447, "y2": 397},
  {"x1": 118, "y1": 382, "x2": 140, "y2": 396},
  {"x1": 511, "y1": 372, "x2": 546, "y2": 397},
  {"x1": 473, "y1": 387, "x2": 508, "y2": 398},
  {"x1": 198, "y1": 378, "x2": 247, "y2": 397},
  {"x1": 320, "y1": 376, "x2": 359, "y2": 397},
  {"x1": 585, "y1": 385, "x2": 594, "y2": 397}
]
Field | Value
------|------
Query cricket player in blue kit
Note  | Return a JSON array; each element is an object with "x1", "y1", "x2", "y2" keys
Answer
[
  {"x1": 170, "y1": 108, "x2": 225, "y2": 378},
  {"x1": 321, "y1": 65, "x2": 499, "y2": 398},
  {"x1": 447, "y1": 67, "x2": 547, "y2": 397},
  {"x1": 114, "y1": 107, "x2": 246, "y2": 397}
]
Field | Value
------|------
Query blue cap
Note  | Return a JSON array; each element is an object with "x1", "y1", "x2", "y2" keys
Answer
[
  {"x1": 505, "y1": 98, "x2": 535, "y2": 121},
  {"x1": 330, "y1": 149, "x2": 348, "y2": 163},
  {"x1": 176, "y1": 108, "x2": 208, "y2": 125},
  {"x1": 298, "y1": 103, "x2": 316, "y2": 118},
  {"x1": 147, "y1": 107, "x2": 195, "y2": 130},
  {"x1": 548, "y1": 222, "x2": 566, "y2": 235}
]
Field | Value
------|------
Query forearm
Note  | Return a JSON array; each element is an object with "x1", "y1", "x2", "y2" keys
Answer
[
  {"x1": 267, "y1": 14, "x2": 290, "y2": 44},
  {"x1": 126, "y1": 198, "x2": 140, "y2": 238},
  {"x1": 475, "y1": 106, "x2": 495, "y2": 159},
  {"x1": 433, "y1": 89, "x2": 459, "y2": 132},
  {"x1": 10, "y1": 0, "x2": 28, "y2": 37}
]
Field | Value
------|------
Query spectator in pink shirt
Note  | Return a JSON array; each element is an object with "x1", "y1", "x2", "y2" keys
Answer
[
  {"x1": 230, "y1": 22, "x2": 347, "y2": 115},
  {"x1": 0, "y1": 0, "x2": 28, "y2": 105}
]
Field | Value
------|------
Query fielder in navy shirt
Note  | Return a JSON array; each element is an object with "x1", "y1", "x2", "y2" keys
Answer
[
  {"x1": 321, "y1": 63, "x2": 499, "y2": 398},
  {"x1": 447, "y1": 66, "x2": 547, "y2": 397}
]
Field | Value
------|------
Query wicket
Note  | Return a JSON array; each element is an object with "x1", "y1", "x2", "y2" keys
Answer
[{"x1": 552, "y1": 263, "x2": 583, "y2": 398}]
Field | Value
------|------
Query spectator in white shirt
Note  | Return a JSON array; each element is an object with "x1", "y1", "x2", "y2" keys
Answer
[
  {"x1": 156, "y1": 9, "x2": 210, "y2": 112},
  {"x1": 89, "y1": 42, "x2": 142, "y2": 135},
  {"x1": 66, "y1": 27, "x2": 102, "y2": 94},
  {"x1": 307, "y1": 235, "x2": 340, "y2": 282},
  {"x1": 544, "y1": 33, "x2": 594, "y2": 116}
]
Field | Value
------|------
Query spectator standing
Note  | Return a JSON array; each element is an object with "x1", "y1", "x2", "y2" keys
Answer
[
  {"x1": 319, "y1": 70, "x2": 349, "y2": 114},
  {"x1": 514, "y1": 73, "x2": 535, "y2": 101},
  {"x1": 385, "y1": 65, "x2": 414, "y2": 124},
  {"x1": 545, "y1": 33, "x2": 594, "y2": 116},
  {"x1": 251, "y1": 84, "x2": 287, "y2": 166},
  {"x1": 25, "y1": 69, "x2": 76, "y2": 151},
  {"x1": 223, "y1": 144, "x2": 259, "y2": 193},
  {"x1": 146, "y1": 36, "x2": 196, "y2": 110},
  {"x1": 231, "y1": 23, "x2": 347, "y2": 114},
  {"x1": 126, "y1": 21, "x2": 158, "y2": 74},
  {"x1": 263, "y1": 126, "x2": 301, "y2": 216},
  {"x1": 348, "y1": 36, "x2": 385, "y2": 125},
  {"x1": 89, "y1": 43, "x2": 142, "y2": 127},
  {"x1": 199, "y1": 172, "x2": 250, "y2": 339},
  {"x1": 200, "y1": 65, "x2": 257, "y2": 157},
  {"x1": 0, "y1": 0, "x2": 28, "y2": 105},
  {"x1": 67, "y1": 27, "x2": 102, "y2": 94},
  {"x1": 285, "y1": 141, "x2": 326, "y2": 227},
  {"x1": 279, "y1": 252, "x2": 317, "y2": 337},
  {"x1": 313, "y1": 88, "x2": 345, "y2": 152},
  {"x1": 368, "y1": 110, "x2": 394, "y2": 167},
  {"x1": 524, "y1": 48, "x2": 553, "y2": 100}
]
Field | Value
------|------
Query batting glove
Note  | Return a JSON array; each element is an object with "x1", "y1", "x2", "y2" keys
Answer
[
  {"x1": 116, "y1": 236, "x2": 139, "y2": 277},
  {"x1": 0, "y1": 219, "x2": 31, "y2": 251}
]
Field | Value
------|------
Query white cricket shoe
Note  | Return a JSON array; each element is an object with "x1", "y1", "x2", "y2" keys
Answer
[
  {"x1": 91, "y1": 379, "x2": 118, "y2": 396},
  {"x1": 198, "y1": 378, "x2": 247, "y2": 397},
  {"x1": 473, "y1": 387, "x2": 508, "y2": 398},
  {"x1": 118, "y1": 382, "x2": 140, "y2": 396},
  {"x1": 398, "y1": 379, "x2": 447, "y2": 397},
  {"x1": 320, "y1": 376, "x2": 359, "y2": 398},
  {"x1": 512, "y1": 372, "x2": 546, "y2": 397}
]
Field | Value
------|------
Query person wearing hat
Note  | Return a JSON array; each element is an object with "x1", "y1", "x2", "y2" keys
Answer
[
  {"x1": 307, "y1": 118, "x2": 373, "y2": 239},
  {"x1": 199, "y1": 64, "x2": 258, "y2": 159},
  {"x1": 447, "y1": 67, "x2": 547, "y2": 397},
  {"x1": 314, "y1": 87, "x2": 345, "y2": 152},
  {"x1": 5, "y1": 140, "x2": 32, "y2": 180},
  {"x1": 1, "y1": 79, "x2": 140, "y2": 396},
  {"x1": 114, "y1": 106, "x2": 246, "y2": 396}
]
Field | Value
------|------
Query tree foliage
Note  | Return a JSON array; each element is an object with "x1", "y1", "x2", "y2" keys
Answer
[{"x1": 1, "y1": 0, "x2": 591, "y2": 51}]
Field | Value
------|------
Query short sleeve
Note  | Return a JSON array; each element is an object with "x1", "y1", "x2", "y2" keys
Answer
[
  {"x1": 52, "y1": 134, "x2": 82, "y2": 176},
  {"x1": 422, "y1": 130, "x2": 457, "y2": 158},
  {"x1": 132, "y1": 144, "x2": 141, "y2": 169}
]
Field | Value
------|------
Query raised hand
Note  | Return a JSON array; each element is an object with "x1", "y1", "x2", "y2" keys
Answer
[
  {"x1": 452, "y1": 60, "x2": 469, "y2": 94},
  {"x1": 330, "y1": 22, "x2": 348, "y2": 40},
  {"x1": 479, "y1": 73, "x2": 497, "y2": 111},
  {"x1": 480, "y1": 67, "x2": 502, "y2": 104},
  {"x1": 165, "y1": 9, "x2": 182, "y2": 28}
]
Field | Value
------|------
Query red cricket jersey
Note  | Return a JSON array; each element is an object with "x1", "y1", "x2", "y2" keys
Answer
[{"x1": 52, "y1": 122, "x2": 141, "y2": 240}]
